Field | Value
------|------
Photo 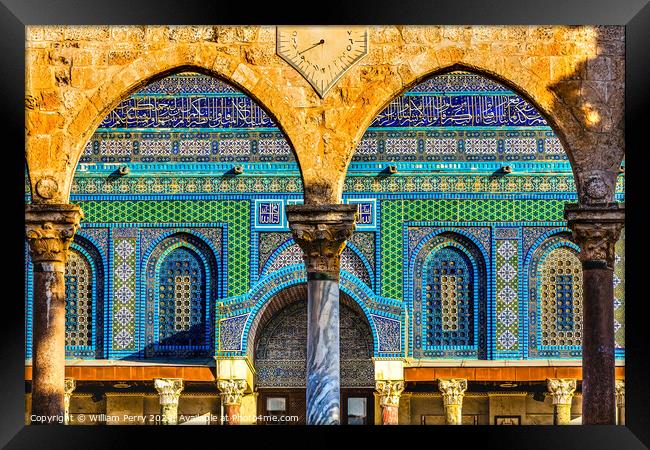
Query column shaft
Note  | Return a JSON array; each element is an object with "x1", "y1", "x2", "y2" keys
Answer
[
  {"x1": 565, "y1": 204, "x2": 624, "y2": 425},
  {"x1": 582, "y1": 267, "x2": 615, "y2": 424},
  {"x1": 224, "y1": 404, "x2": 241, "y2": 425},
  {"x1": 26, "y1": 204, "x2": 83, "y2": 424},
  {"x1": 306, "y1": 280, "x2": 341, "y2": 425},
  {"x1": 286, "y1": 204, "x2": 357, "y2": 426},
  {"x1": 32, "y1": 270, "x2": 66, "y2": 422}
]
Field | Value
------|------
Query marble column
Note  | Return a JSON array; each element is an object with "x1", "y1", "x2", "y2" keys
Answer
[
  {"x1": 286, "y1": 204, "x2": 357, "y2": 425},
  {"x1": 25, "y1": 204, "x2": 83, "y2": 424},
  {"x1": 547, "y1": 378, "x2": 576, "y2": 425},
  {"x1": 375, "y1": 380, "x2": 404, "y2": 425},
  {"x1": 565, "y1": 204, "x2": 624, "y2": 424},
  {"x1": 63, "y1": 378, "x2": 76, "y2": 425},
  {"x1": 438, "y1": 378, "x2": 467, "y2": 425},
  {"x1": 154, "y1": 378, "x2": 184, "y2": 425},
  {"x1": 615, "y1": 380, "x2": 625, "y2": 425},
  {"x1": 217, "y1": 379, "x2": 247, "y2": 425}
]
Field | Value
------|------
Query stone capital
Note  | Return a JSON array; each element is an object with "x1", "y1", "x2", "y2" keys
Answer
[
  {"x1": 286, "y1": 204, "x2": 357, "y2": 281},
  {"x1": 564, "y1": 203, "x2": 625, "y2": 269},
  {"x1": 63, "y1": 378, "x2": 76, "y2": 425},
  {"x1": 154, "y1": 378, "x2": 184, "y2": 405},
  {"x1": 375, "y1": 380, "x2": 404, "y2": 408},
  {"x1": 547, "y1": 378, "x2": 577, "y2": 405},
  {"x1": 64, "y1": 378, "x2": 76, "y2": 396},
  {"x1": 25, "y1": 204, "x2": 84, "y2": 271},
  {"x1": 615, "y1": 380, "x2": 625, "y2": 406},
  {"x1": 217, "y1": 379, "x2": 247, "y2": 406},
  {"x1": 438, "y1": 378, "x2": 468, "y2": 406}
]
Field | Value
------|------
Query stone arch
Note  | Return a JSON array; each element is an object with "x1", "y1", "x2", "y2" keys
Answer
[
  {"x1": 409, "y1": 230, "x2": 488, "y2": 359},
  {"x1": 31, "y1": 48, "x2": 307, "y2": 204},
  {"x1": 243, "y1": 267, "x2": 380, "y2": 359},
  {"x1": 252, "y1": 283, "x2": 375, "y2": 388},
  {"x1": 339, "y1": 61, "x2": 594, "y2": 202}
]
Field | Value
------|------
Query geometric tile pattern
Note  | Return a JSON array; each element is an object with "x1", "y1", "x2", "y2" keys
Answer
[
  {"x1": 495, "y1": 239, "x2": 520, "y2": 352},
  {"x1": 614, "y1": 229, "x2": 625, "y2": 349},
  {"x1": 72, "y1": 200, "x2": 249, "y2": 296},
  {"x1": 411, "y1": 232, "x2": 487, "y2": 359},
  {"x1": 64, "y1": 249, "x2": 93, "y2": 347},
  {"x1": 381, "y1": 199, "x2": 565, "y2": 301},
  {"x1": 423, "y1": 246, "x2": 474, "y2": 346},
  {"x1": 112, "y1": 234, "x2": 137, "y2": 352},
  {"x1": 157, "y1": 247, "x2": 207, "y2": 346},
  {"x1": 539, "y1": 247, "x2": 583, "y2": 347}
]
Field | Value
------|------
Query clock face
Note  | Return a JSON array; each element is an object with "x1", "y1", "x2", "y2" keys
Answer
[{"x1": 276, "y1": 26, "x2": 368, "y2": 98}]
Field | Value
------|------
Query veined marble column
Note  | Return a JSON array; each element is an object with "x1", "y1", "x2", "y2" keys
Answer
[
  {"x1": 154, "y1": 378, "x2": 184, "y2": 425},
  {"x1": 63, "y1": 378, "x2": 76, "y2": 425},
  {"x1": 217, "y1": 379, "x2": 247, "y2": 425},
  {"x1": 286, "y1": 204, "x2": 357, "y2": 425},
  {"x1": 438, "y1": 378, "x2": 467, "y2": 425},
  {"x1": 547, "y1": 378, "x2": 576, "y2": 425},
  {"x1": 25, "y1": 204, "x2": 83, "y2": 424},
  {"x1": 376, "y1": 380, "x2": 404, "y2": 425},
  {"x1": 615, "y1": 380, "x2": 625, "y2": 425},
  {"x1": 565, "y1": 204, "x2": 624, "y2": 424}
]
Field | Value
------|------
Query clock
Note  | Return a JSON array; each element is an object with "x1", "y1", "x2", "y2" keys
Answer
[{"x1": 276, "y1": 26, "x2": 369, "y2": 98}]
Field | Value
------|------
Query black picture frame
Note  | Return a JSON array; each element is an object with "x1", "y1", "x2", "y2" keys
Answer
[{"x1": 1, "y1": 0, "x2": 648, "y2": 448}]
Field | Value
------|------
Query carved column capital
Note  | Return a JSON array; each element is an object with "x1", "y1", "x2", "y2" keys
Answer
[
  {"x1": 438, "y1": 378, "x2": 467, "y2": 406},
  {"x1": 25, "y1": 204, "x2": 84, "y2": 271},
  {"x1": 286, "y1": 204, "x2": 357, "y2": 281},
  {"x1": 154, "y1": 378, "x2": 184, "y2": 405},
  {"x1": 547, "y1": 378, "x2": 577, "y2": 405},
  {"x1": 564, "y1": 203, "x2": 624, "y2": 269},
  {"x1": 217, "y1": 379, "x2": 247, "y2": 406},
  {"x1": 615, "y1": 380, "x2": 625, "y2": 406},
  {"x1": 375, "y1": 380, "x2": 404, "y2": 408}
]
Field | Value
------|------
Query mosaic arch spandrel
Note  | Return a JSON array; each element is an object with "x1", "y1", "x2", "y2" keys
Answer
[{"x1": 25, "y1": 25, "x2": 623, "y2": 206}]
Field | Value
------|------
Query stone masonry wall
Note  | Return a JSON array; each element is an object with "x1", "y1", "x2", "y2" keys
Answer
[{"x1": 25, "y1": 25, "x2": 624, "y2": 205}]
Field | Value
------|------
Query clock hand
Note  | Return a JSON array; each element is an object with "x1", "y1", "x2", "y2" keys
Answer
[{"x1": 298, "y1": 39, "x2": 325, "y2": 55}]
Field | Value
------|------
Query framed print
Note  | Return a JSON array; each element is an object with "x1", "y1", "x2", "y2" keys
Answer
[{"x1": 1, "y1": 0, "x2": 649, "y2": 448}]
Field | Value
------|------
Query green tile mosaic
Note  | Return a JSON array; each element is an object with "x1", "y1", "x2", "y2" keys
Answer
[
  {"x1": 380, "y1": 199, "x2": 566, "y2": 299},
  {"x1": 73, "y1": 200, "x2": 250, "y2": 296}
]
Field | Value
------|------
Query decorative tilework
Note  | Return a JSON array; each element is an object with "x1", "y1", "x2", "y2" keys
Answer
[
  {"x1": 495, "y1": 238, "x2": 520, "y2": 353},
  {"x1": 112, "y1": 233, "x2": 137, "y2": 353},
  {"x1": 347, "y1": 232, "x2": 376, "y2": 272},
  {"x1": 526, "y1": 234, "x2": 583, "y2": 358},
  {"x1": 383, "y1": 197, "x2": 559, "y2": 300},
  {"x1": 25, "y1": 69, "x2": 627, "y2": 366},
  {"x1": 73, "y1": 200, "x2": 248, "y2": 296},
  {"x1": 257, "y1": 232, "x2": 292, "y2": 274},
  {"x1": 410, "y1": 232, "x2": 487, "y2": 358},
  {"x1": 219, "y1": 313, "x2": 249, "y2": 352},
  {"x1": 423, "y1": 246, "x2": 474, "y2": 346},
  {"x1": 255, "y1": 301, "x2": 374, "y2": 388},
  {"x1": 65, "y1": 249, "x2": 93, "y2": 347},
  {"x1": 346, "y1": 199, "x2": 377, "y2": 230},
  {"x1": 144, "y1": 232, "x2": 218, "y2": 358},
  {"x1": 371, "y1": 315, "x2": 402, "y2": 353},
  {"x1": 614, "y1": 230, "x2": 625, "y2": 349},
  {"x1": 254, "y1": 199, "x2": 286, "y2": 230}
]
